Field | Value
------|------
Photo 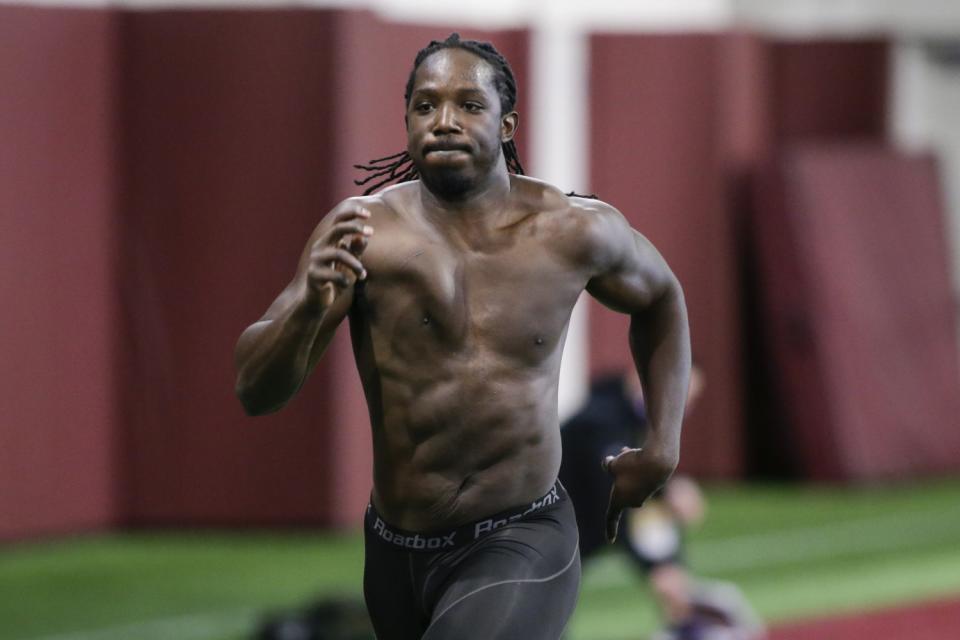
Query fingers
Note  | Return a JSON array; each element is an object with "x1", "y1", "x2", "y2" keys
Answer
[
  {"x1": 309, "y1": 249, "x2": 366, "y2": 290},
  {"x1": 605, "y1": 488, "x2": 623, "y2": 543},
  {"x1": 603, "y1": 446, "x2": 647, "y2": 543},
  {"x1": 328, "y1": 206, "x2": 373, "y2": 243},
  {"x1": 326, "y1": 220, "x2": 375, "y2": 251},
  {"x1": 602, "y1": 446, "x2": 642, "y2": 475},
  {"x1": 312, "y1": 247, "x2": 366, "y2": 278},
  {"x1": 332, "y1": 206, "x2": 371, "y2": 224},
  {"x1": 312, "y1": 206, "x2": 374, "y2": 289},
  {"x1": 307, "y1": 266, "x2": 349, "y2": 288},
  {"x1": 604, "y1": 453, "x2": 626, "y2": 543},
  {"x1": 344, "y1": 233, "x2": 369, "y2": 255}
]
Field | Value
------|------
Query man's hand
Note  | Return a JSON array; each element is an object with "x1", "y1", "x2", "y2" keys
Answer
[
  {"x1": 306, "y1": 205, "x2": 373, "y2": 309},
  {"x1": 602, "y1": 446, "x2": 677, "y2": 543}
]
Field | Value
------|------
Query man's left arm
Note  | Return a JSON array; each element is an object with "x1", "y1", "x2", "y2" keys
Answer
[{"x1": 582, "y1": 203, "x2": 691, "y2": 542}]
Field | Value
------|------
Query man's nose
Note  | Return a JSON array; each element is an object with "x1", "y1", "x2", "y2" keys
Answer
[{"x1": 433, "y1": 103, "x2": 461, "y2": 133}]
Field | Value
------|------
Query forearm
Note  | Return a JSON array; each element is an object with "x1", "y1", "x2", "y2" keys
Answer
[
  {"x1": 629, "y1": 280, "x2": 690, "y2": 467},
  {"x1": 234, "y1": 293, "x2": 338, "y2": 415}
]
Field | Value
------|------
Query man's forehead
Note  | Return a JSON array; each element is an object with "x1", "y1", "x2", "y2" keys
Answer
[{"x1": 411, "y1": 48, "x2": 497, "y2": 93}]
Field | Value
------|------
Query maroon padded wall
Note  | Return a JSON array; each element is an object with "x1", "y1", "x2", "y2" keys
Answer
[
  {"x1": 589, "y1": 34, "x2": 744, "y2": 478},
  {"x1": 742, "y1": 39, "x2": 890, "y2": 478},
  {"x1": 754, "y1": 146, "x2": 960, "y2": 480},
  {"x1": 117, "y1": 10, "x2": 343, "y2": 525},
  {"x1": 0, "y1": 7, "x2": 119, "y2": 539},
  {"x1": 768, "y1": 40, "x2": 888, "y2": 143},
  {"x1": 587, "y1": 36, "x2": 890, "y2": 479}
]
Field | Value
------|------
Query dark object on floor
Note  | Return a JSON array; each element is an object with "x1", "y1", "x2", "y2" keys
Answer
[{"x1": 255, "y1": 597, "x2": 375, "y2": 640}]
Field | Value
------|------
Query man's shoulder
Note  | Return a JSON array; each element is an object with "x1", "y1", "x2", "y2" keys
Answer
[
  {"x1": 512, "y1": 175, "x2": 622, "y2": 231},
  {"x1": 329, "y1": 182, "x2": 417, "y2": 221},
  {"x1": 512, "y1": 176, "x2": 630, "y2": 265}
]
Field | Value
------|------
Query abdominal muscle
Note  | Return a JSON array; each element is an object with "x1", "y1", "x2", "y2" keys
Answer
[{"x1": 364, "y1": 357, "x2": 563, "y2": 533}]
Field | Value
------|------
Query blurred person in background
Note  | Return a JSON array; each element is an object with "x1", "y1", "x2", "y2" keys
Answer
[
  {"x1": 235, "y1": 33, "x2": 690, "y2": 639},
  {"x1": 560, "y1": 366, "x2": 765, "y2": 640}
]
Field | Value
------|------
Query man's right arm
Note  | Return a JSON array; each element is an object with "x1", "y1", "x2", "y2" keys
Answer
[{"x1": 234, "y1": 201, "x2": 373, "y2": 416}]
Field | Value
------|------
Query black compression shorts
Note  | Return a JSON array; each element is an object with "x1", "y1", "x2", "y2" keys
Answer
[{"x1": 362, "y1": 481, "x2": 581, "y2": 640}]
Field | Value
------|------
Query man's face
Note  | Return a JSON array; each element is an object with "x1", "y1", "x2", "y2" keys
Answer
[{"x1": 406, "y1": 48, "x2": 517, "y2": 197}]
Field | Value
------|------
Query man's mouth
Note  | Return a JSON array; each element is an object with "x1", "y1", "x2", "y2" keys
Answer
[{"x1": 425, "y1": 142, "x2": 471, "y2": 156}]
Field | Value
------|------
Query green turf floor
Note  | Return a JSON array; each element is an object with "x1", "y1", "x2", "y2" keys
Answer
[{"x1": 3, "y1": 479, "x2": 960, "y2": 640}]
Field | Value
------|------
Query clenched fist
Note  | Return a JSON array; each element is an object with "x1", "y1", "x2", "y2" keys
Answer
[
  {"x1": 306, "y1": 205, "x2": 374, "y2": 309},
  {"x1": 602, "y1": 446, "x2": 677, "y2": 543}
]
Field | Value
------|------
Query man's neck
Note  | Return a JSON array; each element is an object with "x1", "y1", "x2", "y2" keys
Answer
[{"x1": 418, "y1": 167, "x2": 514, "y2": 238}]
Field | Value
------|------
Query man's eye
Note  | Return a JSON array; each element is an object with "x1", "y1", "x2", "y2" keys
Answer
[
  {"x1": 464, "y1": 102, "x2": 484, "y2": 113},
  {"x1": 415, "y1": 103, "x2": 434, "y2": 113}
]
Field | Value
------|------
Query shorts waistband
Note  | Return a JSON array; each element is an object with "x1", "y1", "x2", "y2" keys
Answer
[{"x1": 365, "y1": 480, "x2": 567, "y2": 552}]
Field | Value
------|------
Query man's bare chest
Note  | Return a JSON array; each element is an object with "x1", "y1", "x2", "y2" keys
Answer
[{"x1": 357, "y1": 224, "x2": 585, "y2": 356}]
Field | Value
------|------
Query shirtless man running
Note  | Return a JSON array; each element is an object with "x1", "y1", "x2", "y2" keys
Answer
[{"x1": 235, "y1": 34, "x2": 691, "y2": 640}]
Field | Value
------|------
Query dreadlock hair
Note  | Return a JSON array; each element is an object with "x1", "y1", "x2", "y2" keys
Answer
[{"x1": 353, "y1": 33, "x2": 525, "y2": 195}]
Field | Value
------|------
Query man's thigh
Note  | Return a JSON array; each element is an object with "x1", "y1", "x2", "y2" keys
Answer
[
  {"x1": 363, "y1": 531, "x2": 428, "y2": 640},
  {"x1": 423, "y1": 503, "x2": 582, "y2": 640}
]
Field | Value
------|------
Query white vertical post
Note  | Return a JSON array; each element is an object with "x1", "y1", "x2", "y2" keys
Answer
[
  {"x1": 530, "y1": 14, "x2": 591, "y2": 421},
  {"x1": 891, "y1": 39, "x2": 960, "y2": 360}
]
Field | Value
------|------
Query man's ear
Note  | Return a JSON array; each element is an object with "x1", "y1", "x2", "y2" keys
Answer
[
  {"x1": 501, "y1": 111, "x2": 519, "y2": 143},
  {"x1": 404, "y1": 114, "x2": 409, "y2": 131}
]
